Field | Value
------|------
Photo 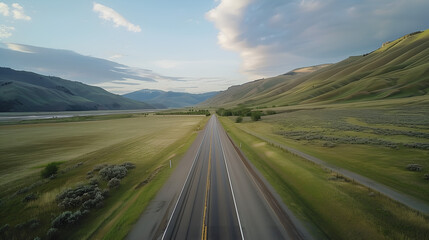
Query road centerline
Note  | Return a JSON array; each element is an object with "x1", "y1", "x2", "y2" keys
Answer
[{"x1": 201, "y1": 127, "x2": 213, "y2": 240}]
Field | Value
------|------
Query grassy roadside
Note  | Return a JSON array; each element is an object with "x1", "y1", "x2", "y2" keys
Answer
[
  {"x1": 219, "y1": 116, "x2": 429, "y2": 239},
  {"x1": 0, "y1": 114, "x2": 208, "y2": 239},
  {"x1": 231, "y1": 106, "x2": 429, "y2": 202}
]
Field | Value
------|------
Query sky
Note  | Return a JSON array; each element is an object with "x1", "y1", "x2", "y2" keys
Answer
[{"x1": 1, "y1": 0, "x2": 429, "y2": 94}]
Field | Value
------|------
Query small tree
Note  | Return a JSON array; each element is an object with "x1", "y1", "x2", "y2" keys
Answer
[
  {"x1": 41, "y1": 163, "x2": 58, "y2": 178},
  {"x1": 251, "y1": 111, "x2": 262, "y2": 121},
  {"x1": 235, "y1": 116, "x2": 243, "y2": 123}
]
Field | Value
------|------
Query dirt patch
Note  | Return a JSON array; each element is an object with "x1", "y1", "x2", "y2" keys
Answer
[
  {"x1": 253, "y1": 142, "x2": 266, "y2": 147},
  {"x1": 265, "y1": 151, "x2": 275, "y2": 157}
]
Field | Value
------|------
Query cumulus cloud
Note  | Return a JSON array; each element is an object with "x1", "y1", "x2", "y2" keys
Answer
[
  {"x1": 93, "y1": 3, "x2": 141, "y2": 32},
  {"x1": 0, "y1": 2, "x2": 9, "y2": 16},
  {"x1": 12, "y1": 3, "x2": 31, "y2": 20},
  {"x1": 207, "y1": 0, "x2": 429, "y2": 79},
  {"x1": 0, "y1": 2, "x2": 31, "y2": 20},
  {"x1": 0, "y1": 25, "x2": 14, "y2": 39}
]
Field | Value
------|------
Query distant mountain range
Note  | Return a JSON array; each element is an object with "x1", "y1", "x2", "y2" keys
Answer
[
  {"x1": 0, "y1": 67, "x2": 154, "y2": 112},
  {"x1": 202, "y1": 30, "x2": 429, "y2": 107},
  {"x1": 123, "y1": 89, "x2": 219, "y2": 108}
]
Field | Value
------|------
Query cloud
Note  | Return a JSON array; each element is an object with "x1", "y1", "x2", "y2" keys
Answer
[
  {"x1": 5, "y1": 43, "x2": 34, "y2": 53},
  {"x1": 0, "y1": 25, "x2": 14, "y2": 39},
  {"x1": 93, "y1": 3, "x2": 141, "y2": 32},
  {"x1": 109, "y1": 54, "x2": 123, "y2": 60},
  {"x1": 0, "y1": 2, "x2": 31, "y2": 20},
  {"x1": 207, "y1": 0, "x2": 429, "y2": 79},
  {"x1": 12, "y1": 3, "x2": 31, "y2": 20},
  {"x1": 0, "y1": 2, "x2": 9, "y2": 16}
]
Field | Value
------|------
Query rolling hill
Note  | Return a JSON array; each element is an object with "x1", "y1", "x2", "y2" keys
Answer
[
  {"x1": 0, "y1": 67, "x2": 154, "y2": 112},
  {"x1": 123, "y1": 89, "x2": 219, "y2": 108},
  {"x1": 203, "y1": 29, "x2": 429, "y2": 108}
]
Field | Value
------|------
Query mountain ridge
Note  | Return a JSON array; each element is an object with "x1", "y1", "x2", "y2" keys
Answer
[
  {"x1": 123, "y1": 89, "x2": 219, "y2": 108},
  {"x1": 0, "y1": 67, "x2": 154, "y2": 112},
  {"x1": 202, "y1": 29, "x2": 429, "y2": 108}
]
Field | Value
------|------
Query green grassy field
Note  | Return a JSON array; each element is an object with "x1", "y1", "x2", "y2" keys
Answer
[
  {"x1": 220, "y1": 116, "x2": 429, "y2": 239},
  {"x1": 0, "y1": 114, "x2": 208, "y2": 239},
  {"x1": 227, "y1": 101, "x2": 429, "y2": 203}
]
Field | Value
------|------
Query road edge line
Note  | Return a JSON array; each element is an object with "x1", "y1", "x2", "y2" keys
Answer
[{"x1": 217, "y1": 117, "x2": 245, "y2": 240}]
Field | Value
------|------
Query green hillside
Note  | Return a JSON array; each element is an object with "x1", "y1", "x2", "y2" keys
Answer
[
  {"x1": 123, "y1": 89, "x2": 219, "y2": 108},
  {"x1": 0, "y1": 68, "x2": 154, "y2": 111},
  {"x1": 203, "y1": 30, "x2": 429, "y2": 108}
]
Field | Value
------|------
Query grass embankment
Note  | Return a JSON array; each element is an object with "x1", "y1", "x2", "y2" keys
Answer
[
  {"x1": 0, "y1": 114, "x2": 208, "y2": 239},
  {"x1": 219, "y1": 116, "x2": 429, "y2": 239}
]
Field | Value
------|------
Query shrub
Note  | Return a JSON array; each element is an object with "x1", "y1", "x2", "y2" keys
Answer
[
  {"x1": 251, "y1": 111, "x2": 262, "y2": 121},
  {"x1": 235, "y1": 116, "x2": 243, "y2": 123},
  {"x1": 15, "y1": 218, "x2": 40, "y2": 230},
  {"x1": 89, "y1": 178, "x2": 99, "y2": 185},
  {"x1": 406, "y1": 164, "x2": 423, "y2": 171},
  {"x1": 107, "y1": 178, "x2": 121, "y2": 189},
  {"x1": 23, "y1": 193, "x2": 38, "y2": 202},
  {"x1": 266, "y1": 110, "x2": 276, "y2": 115},
  {"x1": 51, "y1": 210, "x2": 82, "y2": 228},
  {"x1": 120, "y1": 162, "x2": 136, "y2": 170},
  {"x1": 424, "y1": 174, "x2": 429, "y2": 180},
  {"x1": 41, "y1": 163, "x2": 58, "y2": 178},
  {"x1": 46, "y1": 228, "x2": 59, "y2": 240},
  {"x1": 56, "y1": 184, "x2": 104, "y2": 209},
  {"x1": 0, "y1": 224, "x2": 10, "y2": 235},
  {"x1": 99, "y1": 165, "x2": 128, "y2": 180}
]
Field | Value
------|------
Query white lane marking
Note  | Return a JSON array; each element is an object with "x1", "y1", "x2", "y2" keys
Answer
[
  {"x1": 161, "y1": 117, "x2": 212, "y2": 240},
  {"x1": 216, "y1": 117, "x2": 245, "y2": 240}
]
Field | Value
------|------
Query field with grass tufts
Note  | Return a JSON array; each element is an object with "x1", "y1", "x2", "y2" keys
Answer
[{"x1": 0, "y1": 113, "x2": 208, "y2": 239}]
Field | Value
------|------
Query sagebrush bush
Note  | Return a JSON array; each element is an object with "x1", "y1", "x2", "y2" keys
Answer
[
  {"x1": 23, "y1": 193, "x2": 38, "y2": 202},
  {"x1": 41, "y1": 163, "x2": 58, "y2": 178},
  {"x1": 120, "y1": 162, "x2": 136, "y2": 169},
  {"x1": 107, "y1": 178, "x2": 121, "y2": 189},
  {"x1": 51, "y1": 210, "x2": 82, "y2": 228},
  {"x1": 406, "y1": 164, "x2": 423, "y2": 171},
  {"x1": 15, "y1": 218, "x2": 40, "y2": 230},
  {"x1": 46, "y1": 228, "x2": 58, "y2": 240},
  {"x1": 56, "y1": 184, "x2": 104, "y2": 209},
  {"x1": 99, "y1": 165, "x2": 128, "y2": 180}
]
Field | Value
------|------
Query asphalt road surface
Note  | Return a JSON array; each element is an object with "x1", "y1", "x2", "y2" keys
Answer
[{"x1": 128, "y1": 115, "x2": 308, "y2": 240}]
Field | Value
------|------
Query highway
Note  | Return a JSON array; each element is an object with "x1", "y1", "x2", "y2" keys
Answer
[{"x1": 128, "y1": 115, "x2": 308, "y2": 240}]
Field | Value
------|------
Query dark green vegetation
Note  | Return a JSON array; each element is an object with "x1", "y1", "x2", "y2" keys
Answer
[
  {"x1": 0, "y1": 114, "x2": 207, "y2": 239},
  {"x1": 0, "y1": 67, "x2": 154, "y2": 112},
  {"x1": 203, "y1": 30, "x2": 429, "y2": 108},
  {"x1": 41, "y1": 163, "x2": 59, "y2": 179},
  {"x1": 216, "y1": 107, "x2": 269, "y2": 121},
  {"x1": 123, "y1": 89, "x2": 219, "y2": 108},
  {"x1": 156, "y1": 108, "x2": 211, "y2": 116},
  {"x1": 220, "y1": 116, "x2": 429, "y2": 239}
]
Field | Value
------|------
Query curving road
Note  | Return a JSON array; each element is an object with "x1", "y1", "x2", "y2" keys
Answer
[{"x1": 128, "y1": 115, "x2": 308, "y2": 240}]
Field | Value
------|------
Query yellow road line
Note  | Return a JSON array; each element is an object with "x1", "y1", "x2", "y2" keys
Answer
[{"x1": 201, "y1": 124, "x2": 213, "y2": 240}]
